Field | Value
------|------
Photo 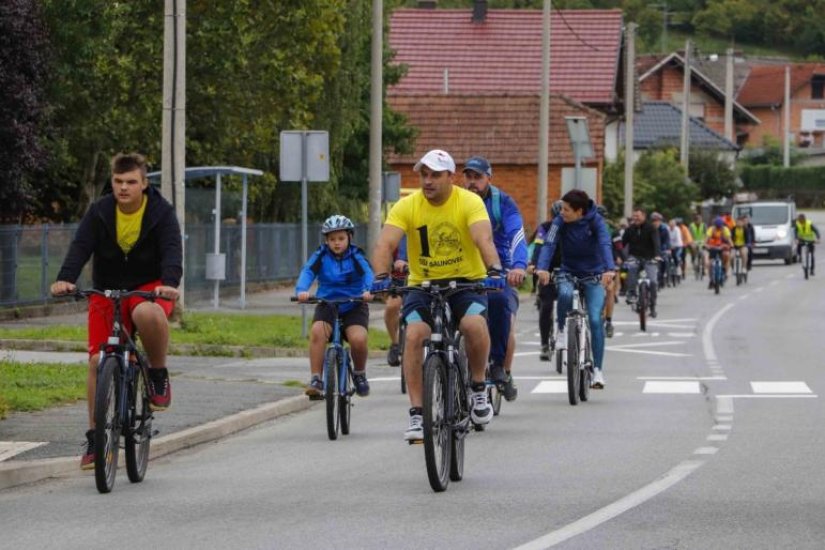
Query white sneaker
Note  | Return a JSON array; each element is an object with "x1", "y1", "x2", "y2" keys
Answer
[
  {"x1": 470, "y1": 390, "x2": 493, "y2": 425},
  {"x1": 591, "y1": 369, "x2": 605, "y2": 389},
  {"x1": 556, "y1": 328, "x2": 567, "y2": 350},
  {"x1": 404, "y1": 414, "x2": 423, "y2": 442}
]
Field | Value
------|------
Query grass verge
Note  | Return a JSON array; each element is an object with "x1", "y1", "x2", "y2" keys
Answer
[
  {"x1": 0, "y1": 360, "x2": 86, "y2": 419},
  {"x1": 0, "y1": 311, "x2": 392, "y2": 354}
]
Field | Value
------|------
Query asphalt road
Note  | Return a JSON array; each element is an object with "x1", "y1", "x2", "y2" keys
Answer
[{"x1": 1, "y1": 243, "x2": 823, "y2": 549}]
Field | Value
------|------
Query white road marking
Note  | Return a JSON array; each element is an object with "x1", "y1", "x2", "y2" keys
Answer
[
  {"x1": 667, "y1": 332, "x2": 696, "y2": 338},
  {"x1": 0, "y1": 441, "x2": 47, "y2": 462},
  {"x1": 716, "y1": 415, "x2": 733, "y2": 422},
  {"x1": 694, "y1": 447, "x2": 719, "y2": 455},
  {"x1": 751, "y1": 381, "x2": 812, "y2": 394},
  {"x1": 716, "y1": 394, "x2": 818, "y2": 399},
  {"x1": 707, "y1": 434, "x2": 728, "y2": 441},
  {"x1": 643, "y1": 381, "x2": 701, "y2": 394},
  {"x1": 632, "y1": 332, "x2": 661, "y2": 337},
  {"x1": 637, "y1": 376, "x2": 724, "y2": 381},
  {"x1": 716, "y1": 396, "x2": 734, "y2": 414},
  {"x1": 713, "y1": 424, "x2": 732, "y2": 431},
  {"x1": 702, "y1": 303, "x2": 734, "y2": 367},
  {"x1": 608, "y1": 349, "x2": 692, "y2": 358},
  {"x1": 531, "y1": 380, "x2": 568, "y2": 394},
  {"x1": 512, "y1": 460, "x2": 704, "y2": 550}
]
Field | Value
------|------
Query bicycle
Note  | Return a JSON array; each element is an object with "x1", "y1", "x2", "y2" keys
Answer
[
  {"x1": 380, "y1": 280, "x2": 491, "y2": 492},
  {"x1": 290, "y1": 296, "x2": 365, "y2": 441},
  {"x1": 73, "y1": 289, "x2": 169, "y2": 494},
  {"x1": 553, "y1": 274, "x2": 596, "y2": 406},
  {"x1": 799, "y1": 240, "x2": 816, "y2": 279},
  {"x1": 707, "y1": 247, "x2": 725, "y2": 295},
  {"x1": 625, "y1": 258, "x2": 655, "y2": 332},
  {"x1": 691, "y1": 243, "x2": 705, "y2": 281},
  {"x1": 668, "y1": 251, "x2": 681, "y2": 287},
  {"x1": 732, "y1": 247, "x2": 747, "y2": 286}
]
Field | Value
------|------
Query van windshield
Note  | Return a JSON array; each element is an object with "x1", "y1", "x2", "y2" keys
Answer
[{"x1": 734, "y1": 205, "x2": 789, "y2": 225}]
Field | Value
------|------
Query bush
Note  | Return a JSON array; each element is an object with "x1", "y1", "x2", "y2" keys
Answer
[{"x1": 740, "y1": 165, "x2": 825, "y2": 207}]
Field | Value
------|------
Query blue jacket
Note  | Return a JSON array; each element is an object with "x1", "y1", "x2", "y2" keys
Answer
[
  {"x1": 295, "y1": 244, "x2": 374, "y2": 313},
  {"x1": 658, "y1": 224, "x2": 671, "y2": 251},
  {"x1": 483, "y1": 185, "x2": 528, "y2": 270},
  {"x1": 536, "y1": 200, "x2": 615, "y2": 276}
]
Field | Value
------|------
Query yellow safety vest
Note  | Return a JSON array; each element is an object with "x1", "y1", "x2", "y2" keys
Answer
[{"x1": 796, "y1": 220, "x2": 816, "y2": 242}]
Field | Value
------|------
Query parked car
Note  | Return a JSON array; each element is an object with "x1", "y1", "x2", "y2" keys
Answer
[{"x1": 732, "y1": 200, "x2": 797, "y2": 264}]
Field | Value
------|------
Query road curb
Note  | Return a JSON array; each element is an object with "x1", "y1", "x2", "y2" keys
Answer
[{"x1": 0, "y1": 395, "x2": 315, "y2": 492}]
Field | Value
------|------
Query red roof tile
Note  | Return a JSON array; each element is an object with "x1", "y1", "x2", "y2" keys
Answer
[
  {"x1": 737, "y1": 63, "x2": 825, "y2": 107},
  {"x1": 386, "y1": 94, "x2": 606, "y2": 166},
  {"x1": 388, "y1": 9, "x2": 623, "y2": 105}
]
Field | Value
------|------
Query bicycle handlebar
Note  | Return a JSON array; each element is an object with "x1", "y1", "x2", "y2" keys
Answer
[
  {"x1": 63, "y1": 289, "x2": 172, "y2": 302},
  {"x1": 372, "y1": 280, "x2": 498, "y2": 299},
  {"x1": 290, "y1": 296, "x2": 375, "y2": 305}
]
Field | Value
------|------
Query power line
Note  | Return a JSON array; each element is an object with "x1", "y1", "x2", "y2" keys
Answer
[{"x1": 552, "y1": 7, "x2": 602, "y2": 52}]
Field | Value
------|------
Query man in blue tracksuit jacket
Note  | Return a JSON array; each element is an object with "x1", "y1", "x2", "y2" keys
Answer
[
  {"x1": 461, "y1": 156, "x2": 528, "y2": 401},
  {"x1": 535, "y1": 190, "x2": 615, "y2": 389}
]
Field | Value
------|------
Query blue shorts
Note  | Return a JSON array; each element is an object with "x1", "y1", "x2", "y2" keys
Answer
[{"x1": 402, "y1": 286, "x2": 488, "y2": 328}]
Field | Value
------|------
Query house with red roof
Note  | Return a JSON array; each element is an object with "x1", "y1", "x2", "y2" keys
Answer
[
  {"x1": 636, "y1": 52, "x2": 760, "y2": 147},
  {"x1": 386, "y1": 2, "x2": 624, "y2": 229},
  {"x1": 736, "y1": 62, "x2": 825, "y2": 151}
]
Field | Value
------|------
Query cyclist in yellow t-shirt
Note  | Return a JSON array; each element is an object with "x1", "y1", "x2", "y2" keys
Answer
[{"x1": 371, "y1": 149, "x2": 504, "y2": 442}]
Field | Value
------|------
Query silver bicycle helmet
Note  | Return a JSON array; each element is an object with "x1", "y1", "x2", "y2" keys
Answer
[
  {"x1": 551, "y1": 200, "x2": 564, "y2": 217},
  {"x1": 321, "y1": 214, "x2": 355, "y2": 235}
]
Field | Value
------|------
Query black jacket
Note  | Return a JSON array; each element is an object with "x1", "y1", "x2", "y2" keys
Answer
[
  {"x1": 621, "y1": 221, "x2": 661, "y2": 260},
  {"x1": 56, "y1": 186, "x2": 183, "y2": 290}
]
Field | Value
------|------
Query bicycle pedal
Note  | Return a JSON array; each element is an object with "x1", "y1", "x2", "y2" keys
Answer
[{"x1": 407, "y1": 439, "x2": 423, "y2": 445}]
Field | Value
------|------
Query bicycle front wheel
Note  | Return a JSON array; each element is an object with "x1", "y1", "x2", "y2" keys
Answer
[
  {"x1": 449, "y1": 358, "x2": 467, "y2": 482},
  {"x1": 638, "y1": 283, "x2": 648, "y2": 332},
  {"x1": 339, "y1": 352, "x2": 352, "y2": 436},
  {"x1": 423, "y1": 354, "x2": 451, "y2": 492},
  {"x1": 324, "y1": 347, "x2": 340, "y2": 441},
  {"x1": 579, "y1": 329, "x2": 592, "y2": 403},
  {"x1": 94, "y1": 356, "x2": 121, "y2": 493},
  {"x1": 125, "y1": 362, "x2": 152, "y2": 483},
  {"x1": 567, "y1": 319, "x2": 580, "y2": 406}
]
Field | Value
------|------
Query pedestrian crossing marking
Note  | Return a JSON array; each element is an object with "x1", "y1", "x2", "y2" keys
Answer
[
  {"x1": 531, "y1": 380, "x2": 568, "y2": 394},
  {"x1": 642, "y1": 381, "x2": 701, "y2": 394},
  {"x1": 751, "y1": 381, "x2": 812, "y2": 394}
]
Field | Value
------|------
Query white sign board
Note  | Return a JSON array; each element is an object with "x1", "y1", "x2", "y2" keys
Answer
[
  {"x1": 561, "y1": 167, "x2": 598, "y2": 198},
  {"x1": 279, "y1": 131, "x2": 329, "y2": 182},
  {"x1": 801, "y1": 109, "x2": 825, "y2": 131}
]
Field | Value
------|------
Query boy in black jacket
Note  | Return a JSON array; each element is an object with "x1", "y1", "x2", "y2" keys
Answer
[{"x1": 51, "y1": 153, "x2": 182, "y2": 470}]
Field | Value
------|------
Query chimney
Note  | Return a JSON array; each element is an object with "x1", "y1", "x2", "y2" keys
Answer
[
  {"x1": 472, "y1": 0, "x2": 487, "y2": 23},
  {"x1": 417, "y1": 0, "x2": 437, "y2": 8}
]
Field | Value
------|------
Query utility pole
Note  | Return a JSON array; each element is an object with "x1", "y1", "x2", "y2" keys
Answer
[
  {"x1": 784, "y1": 65, "x2": 791, "y2": 167},
  {"x1": 368, "y1": 0, "x2": 383, "y2": 253},
  {"x1": 537, "y1": 0, "x2": 551, "y2": 225},
  {"x1": 162, "y1": 0, "x2": 186, "y2": 305},
  {"x1": 724, "y1": 47, "x2": 734, "y2": 143},
  {"x1": 624, "y1": 23, "x2": 637, "y2": 220},
  {"x1": 680, "y1": 39, "x2": 691, "y2": 172}
]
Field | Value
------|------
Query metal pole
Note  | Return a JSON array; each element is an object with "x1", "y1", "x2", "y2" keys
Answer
[
  {"x1": 624, "y1": 23, "x2": 636, "y2": 220},
  {"x1": 724, "y1": 47, "x2": 734, "y2": 143},
  {"x1": 301, "y1": 132, "x2": 309, "y2": 337},
  {"x1": 367, "y1": 0, "x2": 383, "y2": 255},
  {"x1": 213, "y1": 173, "x2": 221, "y2": 309},
  {"x1": 574, "y1": 144, "x2": 581, "y2": 190},
  {"x1": 784, "y1": 65, "x2": 791, "y2": 168},
  {"x1": 680, "y1": 39, "x2": 691, "y2": 170},
  {"x1": 537, "y1": 0, "x2": 552, "y2": 225},
  {"x1": 41, "y1": 224, "x2": 48, "y2": 304},
  {"x1": 240, "y1": 174, "x2": 248, "y2": 309}
]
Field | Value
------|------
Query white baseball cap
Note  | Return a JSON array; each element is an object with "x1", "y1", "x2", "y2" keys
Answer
[{"x1": 414, "y1": 149, "x2": 456, "y2": 173}]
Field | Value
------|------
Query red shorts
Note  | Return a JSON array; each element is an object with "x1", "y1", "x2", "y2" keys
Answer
[{"x1": 87, "y1": 280, "x2": 174, "y2": 356}]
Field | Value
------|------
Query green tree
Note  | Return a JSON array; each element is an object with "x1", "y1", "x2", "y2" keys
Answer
[{"x1": 688, "y1": 149, "x2": 737, "y2": 200}]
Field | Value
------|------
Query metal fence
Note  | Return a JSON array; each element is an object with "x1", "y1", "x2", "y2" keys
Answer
[{"x1": 0, "y1": 222, "x2": 368, "y2": 307}]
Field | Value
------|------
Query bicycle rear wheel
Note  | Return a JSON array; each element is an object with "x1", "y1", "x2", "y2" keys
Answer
[
  {"x1": 94, "y1": 356, "x2": 120, "y2": 493},
  {"x1": 567, "y1": 319, "x2": 580, "y2": 406},
  {"x1": 423, "y1": 354, "x2": 451, "y2": 492},
  {"x1": 125, "y1": 362, "x2": 152, "y2": 483},
  {"x1": 324, "y1": 347, "x2": 340, "y2": 441},
  {"x1": 339, "y1": 351, "x2": 352, "y2": 436}
]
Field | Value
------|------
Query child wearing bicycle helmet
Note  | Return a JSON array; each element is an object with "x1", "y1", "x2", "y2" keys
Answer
[{"x1": 295, "y1": 215, "x2": 374, "y2": 399}]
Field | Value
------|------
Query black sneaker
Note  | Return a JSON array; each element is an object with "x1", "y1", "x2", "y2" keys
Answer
[
  {"x1": 539, "y1": 345, "x2": 551, "y2": 361},
  {"x1": 149, "y1": 368, "x2": 171, "y2": 411},
  {"x1": 605, "y1": 321, "x2": 614, "y2": 338},
  {"x1": 353, "y1": 373, "x2": 370, "y2": 397},
  {"x1": 650, "y1": 308, "x2": 657, "y2": 319},
  {"x1": 503, "y1": 373, "x2": 518, "y2": 402},
  {"x1": 80, "y1": 429, "x2": 95, "y2": 470},
  {"x1": 489, "y1": 362, "x2": 507, "y2": 384},
  {"x1": 305, "y1": 376, "x2": 324, "y2": 400},
  {"x1": 386, "y1": 343, "x2": 401, "y2": 366}
]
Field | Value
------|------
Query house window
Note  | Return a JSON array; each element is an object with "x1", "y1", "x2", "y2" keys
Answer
[{"x1": 812, "y1": 76, "x2": 825, "y2": 100}]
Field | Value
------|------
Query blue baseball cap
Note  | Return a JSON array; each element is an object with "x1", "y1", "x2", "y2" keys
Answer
[{"x1": 463, "y1": 156, "x2": 492, "y2": 177}]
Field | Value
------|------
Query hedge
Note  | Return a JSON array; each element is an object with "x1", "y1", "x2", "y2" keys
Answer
[{"x1": 740, "y1": 165, "x2": 825, "y2": 207}]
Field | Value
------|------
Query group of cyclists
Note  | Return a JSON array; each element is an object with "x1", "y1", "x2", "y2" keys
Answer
[{"x1": 49, "y1": 149, "x2": 821, "y2": 469}]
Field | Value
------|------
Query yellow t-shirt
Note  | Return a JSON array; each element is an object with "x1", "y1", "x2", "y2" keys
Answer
[
  {"x1": 116, "y1": 195, "x2": 147, "y2": 254},
  {"x1": 731, "y1": 226, "x2": 746, "y2": 247},
  {"x1": 385, "y1": 186, "x2": 489, "y2": 284}
]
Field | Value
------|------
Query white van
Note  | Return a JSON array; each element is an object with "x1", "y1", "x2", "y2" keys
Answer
[{"x1": 732, "y1": 200, "x2": 797, "y2": 264}]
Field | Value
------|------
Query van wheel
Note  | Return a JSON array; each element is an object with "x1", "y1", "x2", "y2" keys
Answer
[{"x1": 785, "y1": 257, "x2": 792, "y2": 265}]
